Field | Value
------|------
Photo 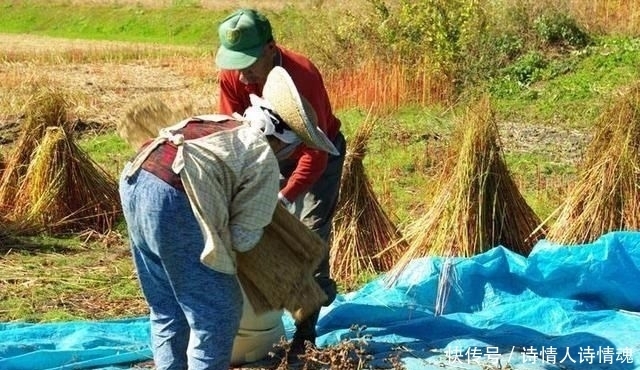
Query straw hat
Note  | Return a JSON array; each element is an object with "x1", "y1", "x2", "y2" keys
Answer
[{"x1": 262, "y1": 66, "x2": 339, "y2": 155}]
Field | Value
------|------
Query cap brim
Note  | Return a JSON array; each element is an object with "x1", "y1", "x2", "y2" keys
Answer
[{"x1": 215, "y1": 45, "x2": 263, "y2": 70}]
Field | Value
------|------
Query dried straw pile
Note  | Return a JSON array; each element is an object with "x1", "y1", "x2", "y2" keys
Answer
[
  {"x1": 0, "y1": 88, "x2": 73, "y2": 213},
  {"x1": 388, "y1": 96, "x2": 544, "y2": 281},
  {"x1": 330, "y1": 114, "x2": 407, "y2": 290},
  {"x1": 237, "y1": 204, "x2": 328, "y2": 321},
  {"x1": 546, "y1": 84, "x2": 640, "y2": 244},
  {"x1": 11, "y1": 126, "x2": 121, "y2": 233}
]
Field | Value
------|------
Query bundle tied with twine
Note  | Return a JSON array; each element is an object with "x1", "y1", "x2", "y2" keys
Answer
[
  {"x1": 545, "y1": 83, "x2": 640, "y2": 245},
  {"x1": 330, "y1": 112, "x2": 407, "y2": 291},
  {"x1": 237, "y1": 204, "x2": 328, "y2": 321},
  {"x1": 0, "y1": 87, "x2": 73, "y2": 213},
  {"x1": 11, "y1": 126, "x2": 121, "y2": 234},
  {"x1": 121, "y1": 98, "x2": 328, "y2": 321},
  {"x1": 386, "y1": 96, "x2": 545, "y2": 314}
]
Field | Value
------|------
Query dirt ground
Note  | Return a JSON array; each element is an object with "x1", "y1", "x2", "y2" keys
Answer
[{"x1": 0, "y1": 33, "x2": 217, "y2": 150}]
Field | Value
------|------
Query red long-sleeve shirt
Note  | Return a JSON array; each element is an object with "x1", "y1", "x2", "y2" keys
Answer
[{"x1": 217, "y1": 46, "x2": 341, "y2": 202}]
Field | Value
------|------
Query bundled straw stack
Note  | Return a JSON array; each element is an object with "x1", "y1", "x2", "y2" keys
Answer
[
  {"x1": 120, "y1": 99, "x2": 327, "y2": 321},
  {"x1": 11, "y1": 126, "x2": 121, "y2": 233},
  {"x1": 237, "y1": 204, "x2": 327, "y2": 321},
  {"x1": 388, "y1": 96, "x2": 545, "y2": 284},
  {"x1": 0, "y1": 88, "x2": 72, "y2": 212},
  {"x1": 546, "y1": 84, "x2": 640, "y2": 245},
  {"x1": 330, "y1": 113, "x2": 407, "y2": 290}
]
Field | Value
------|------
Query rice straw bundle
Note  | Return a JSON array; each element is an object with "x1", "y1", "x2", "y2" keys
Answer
[
  {"x1": 122, "y1": 101, "x2": 328, "y2": 321},
  {"x1": 0, "y1": 87, "x2": 73, "y2": 211},
  {"x1": 330, "y1": 113, "x2": 407, "y2": 290},
  {"x1": 119, "y1": 95, "x2": 195, "y2": 150},
  {"x1": 386, "y1": 96, "x2": 545, "y2": 313},
  {"x1": 0, "y1": 153, "x2": 5, "y2": 184},
  {"x1": 237, "y1": 204, "x2": 328, "y2": 321},
  {"x1": 545, "y1": 84, "x2": 640, "y2": 244},
  {"x1": 11, "y1": 126, "x2": 121, "y2": 234}
]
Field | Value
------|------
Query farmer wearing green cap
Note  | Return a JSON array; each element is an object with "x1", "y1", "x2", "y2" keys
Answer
[{"x1": 215, "y1": 8, "x2": 346, "y2": 359}]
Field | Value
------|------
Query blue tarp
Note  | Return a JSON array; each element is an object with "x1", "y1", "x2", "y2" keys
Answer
[{"x1": 1, "y1": 231, "x2": 639, "y2": 369}]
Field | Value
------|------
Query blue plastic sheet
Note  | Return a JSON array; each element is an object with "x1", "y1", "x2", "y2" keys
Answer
[{"x1": 1, "y1": 231, "x2": 639, "y2": 369}]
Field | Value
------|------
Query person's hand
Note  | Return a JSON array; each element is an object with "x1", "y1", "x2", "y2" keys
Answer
[
  {"x1": 278, "y1": 192, "x2": 291, "y2": 207},
  {"x1": 278, "y1": 192, "x2": 295, "y2": 214}
]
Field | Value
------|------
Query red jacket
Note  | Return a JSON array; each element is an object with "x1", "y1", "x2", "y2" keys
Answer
[{"x1": 217, "y1": 46, "x2": 341, "y2": 202}]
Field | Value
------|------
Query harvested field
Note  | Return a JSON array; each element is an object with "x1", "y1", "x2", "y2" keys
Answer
[{"x1": 0, "y1": 33, "x2": 589, "y2": 164}]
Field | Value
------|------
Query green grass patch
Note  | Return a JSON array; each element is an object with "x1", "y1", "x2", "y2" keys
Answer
[
  {"x1": 79, "y1": 131, "x2": 135, "y2": 178},
  {"x1": 0, "y1": 1, "x2": 218, "y2": 47},
  {"x1": 492, "y1": 36, "x2": 640, "y2": 127}
]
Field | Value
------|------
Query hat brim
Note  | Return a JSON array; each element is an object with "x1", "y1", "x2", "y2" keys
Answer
[
  {"x1": 215, "y1": 44, "x2": 263, "y2": 70},
  {"x1": 262, "y1": 67, "x2": 339, "y2": 156}
]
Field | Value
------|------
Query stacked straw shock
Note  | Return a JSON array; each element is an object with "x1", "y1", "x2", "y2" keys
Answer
[
  {"x1": 120, "y1": 98, "x2": 327, "y2": 321},
  {"x1": 0, "y1": 87, "x2": 121, "y2": 234},
  {"x1": 0, "y1": 87, "x2": 71, "y2": 213},
  {"x1": 330, "y1": 113, "x2": 407, "y2": 291},
  {"x1": 237, "y1": 204, "x2": 327, "y2": 321},
  {"x1": 386, "y1": 96, "x2": 545, "y2": 312},
  {"x1": 546, "y1": 83, "x2": 640, "y2": 245},
  {"x1": 14, "y1": 126, "x2": 120, "y2": 233}
]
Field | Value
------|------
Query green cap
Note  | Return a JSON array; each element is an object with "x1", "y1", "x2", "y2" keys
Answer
[{"x1": 215, "y1": 9, "x2": 272, "y2": 70}]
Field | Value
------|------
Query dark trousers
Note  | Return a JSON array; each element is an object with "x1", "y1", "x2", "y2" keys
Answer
[{"x1": 279, "y1": 131, "x2": 346, "y2": 343}]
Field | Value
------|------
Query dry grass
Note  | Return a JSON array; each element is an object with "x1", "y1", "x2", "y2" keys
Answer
[
  {"x1": 119, "y1": 95, "x2": 198, "y2": 149},
  {"x1": 52, "y1": 0, "x2": 364, "y2": 11},
  {"x1": 0, "y1": 34, "x2": 216, "y2": 136},
  {"x1": 330, "y1": 112, "x2": 408, "y2": 290},
  {"x1": 326, "y1": 59, "x2": 455, "y2": 113},
  {"x1": 0, "y1": 86, "x2": 121, "y2": 234},
  {"x1": 545, "y1": 82, "x2": 640, "y2": 244},
  {"x1": 568, "y1": 0, "x2": 640, "y2": 35},
  {"x1": 0, "y1": 231, "x2": 147, "y2": 320},
  {"x1": 262, "y1": 325, "x2": 405, "y2": 370}
]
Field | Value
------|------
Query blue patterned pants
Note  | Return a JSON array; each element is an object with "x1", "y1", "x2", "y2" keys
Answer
[{"x1": 119, "y1": 167, "x2": 242, "y2": 370}]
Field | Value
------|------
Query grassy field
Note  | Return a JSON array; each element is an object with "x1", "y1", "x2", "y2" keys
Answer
[{"x1": 0, "y1": 0, "x2": 639, "y2": 327}]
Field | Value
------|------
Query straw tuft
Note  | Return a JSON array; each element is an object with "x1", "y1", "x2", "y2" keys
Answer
[{"x1": 119, "y1": 94, "x2": 195, "y2": 150}]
